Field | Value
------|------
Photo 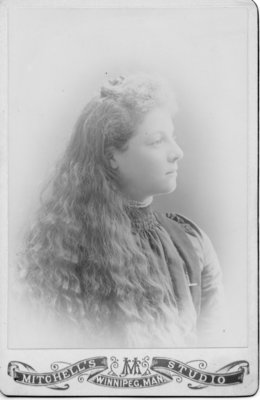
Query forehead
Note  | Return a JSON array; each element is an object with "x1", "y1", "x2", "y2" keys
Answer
[{"x1": 135, "y1": 107, "x2": 174, "y2": 137}]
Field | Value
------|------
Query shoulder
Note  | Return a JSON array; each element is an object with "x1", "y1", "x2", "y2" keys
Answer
[
  {"x1": 164, "y1": 212, "x2": 219, "y2": 271},
  {"x1": 165, "y1": 212, "x2": 203, "y2": 239}
]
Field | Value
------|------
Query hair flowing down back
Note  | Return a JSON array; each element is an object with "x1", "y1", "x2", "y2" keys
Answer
[{"x1": 17, "y1": 73, "x2": 184, "y2": 347}]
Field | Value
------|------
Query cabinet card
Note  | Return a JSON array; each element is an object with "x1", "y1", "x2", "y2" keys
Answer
[{"x1": 0, "y1": 0, "x2": 258, "y2": 396}]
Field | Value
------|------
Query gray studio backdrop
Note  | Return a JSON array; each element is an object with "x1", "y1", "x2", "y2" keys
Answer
[{"x1": 8, "y1": 6, "x2": 248, "y2": 347}]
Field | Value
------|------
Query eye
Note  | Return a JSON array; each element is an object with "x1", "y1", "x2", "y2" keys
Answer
[
  {"x1": 149, "y1": 133, "x2": 164, "y2": 145},
  {"x1": 152, "y1": 137, "x2": 163, "y2": 145}
]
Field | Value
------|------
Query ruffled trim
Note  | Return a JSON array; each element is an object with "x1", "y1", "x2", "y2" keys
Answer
[
  {"x1": 126, "y1": 206, "x2": 199, "y2": 240},
  {"x1": 127, "y1": 197, "x2": 153, "y2": 208}
]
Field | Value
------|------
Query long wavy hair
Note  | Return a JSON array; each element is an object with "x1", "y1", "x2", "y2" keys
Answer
[{"x1": 17, "y1": 73, "x2": 186, "y2": 347}]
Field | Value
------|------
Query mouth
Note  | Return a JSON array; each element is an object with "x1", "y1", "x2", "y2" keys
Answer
[{"x1": 166, "y1": 169, "x2": 178, "y2": 175}]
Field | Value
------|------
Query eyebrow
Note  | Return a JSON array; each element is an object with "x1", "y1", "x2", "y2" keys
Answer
[{"x1": 145, "y1": 129, "x2": 175, "y2": 137}]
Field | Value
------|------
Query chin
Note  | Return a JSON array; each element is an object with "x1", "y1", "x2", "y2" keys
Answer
[
  {"x1": 155, "y1": 183, "x2": 177, "y2": 196},
  {"x1": 166, "y1": 184, "x2": 177, "y2": 194}
]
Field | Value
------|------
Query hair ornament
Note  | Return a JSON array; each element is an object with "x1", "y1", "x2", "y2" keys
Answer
[
  {"x1": 108, "y1": 75, "x2": 125, "y2": 86},
  {"x1": 100, "y1": 75, "x2": 125, "y2": 99}
]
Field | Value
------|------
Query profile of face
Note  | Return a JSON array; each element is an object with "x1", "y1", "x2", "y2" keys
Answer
[{"x1": 111, "y1": 107, "x2": 184, "y2": 202}]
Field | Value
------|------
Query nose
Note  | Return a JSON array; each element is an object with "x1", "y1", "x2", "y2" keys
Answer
[{"x1": 167, "y1": 140, "x2": 184, "y2": 162}]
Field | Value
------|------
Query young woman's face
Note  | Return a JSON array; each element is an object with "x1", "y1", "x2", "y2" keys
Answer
[{"x1": 111, "y1": 107, "x2": 184, "y2": 201}]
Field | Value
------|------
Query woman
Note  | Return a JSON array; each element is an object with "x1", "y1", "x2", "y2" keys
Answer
[{"x1": 16, "y1": 73, "x2": 224, "y2": 348}]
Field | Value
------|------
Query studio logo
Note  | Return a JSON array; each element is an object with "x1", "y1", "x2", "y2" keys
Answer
[{"x1": 8, "y1": 356, "x2": 249, "y2": 390}]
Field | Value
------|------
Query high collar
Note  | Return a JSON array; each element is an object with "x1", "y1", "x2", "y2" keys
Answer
[{"x1": 125, "y1": 201, "x2": 158, "y2": 232}]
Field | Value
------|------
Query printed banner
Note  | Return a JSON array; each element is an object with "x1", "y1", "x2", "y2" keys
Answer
[
  {"x1": 8, "y1": 356, "x2": 250, "y2": 390},
  {"x1": 8, "y1": 357, "x2": 108, "y2": 390}
]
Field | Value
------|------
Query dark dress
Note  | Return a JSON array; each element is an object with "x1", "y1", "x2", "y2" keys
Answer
[
  {"x1": 12, "y1": 203, "x2": 224, "y2": 348},
  {"x1": 126, "y1": 203, "x2": 224, "y2": 347}
]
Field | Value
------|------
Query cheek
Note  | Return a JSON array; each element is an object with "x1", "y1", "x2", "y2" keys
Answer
[
  {"x1": 139, "y1": 151, "x2": 165, "y2": 175},
  {"x1": 116, "y1": 147, "x2": 167, "y2": 188},
  {"x1": 128, "y1": 151, "x2": 165, "y2": 182}
]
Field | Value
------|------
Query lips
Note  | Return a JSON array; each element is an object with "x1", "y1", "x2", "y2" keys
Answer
[{"x1": 166, "y1": 169, "x2": 178, "y2": 175}]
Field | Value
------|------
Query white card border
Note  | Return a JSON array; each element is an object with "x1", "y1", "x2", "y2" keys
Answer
[{"x1": 0, "y1": 0, "x2": 258, "y2": 396}]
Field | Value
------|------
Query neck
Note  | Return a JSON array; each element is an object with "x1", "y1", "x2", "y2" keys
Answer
[{"x1": 127, "y1": 196, "x2": 153, "y2": 208}]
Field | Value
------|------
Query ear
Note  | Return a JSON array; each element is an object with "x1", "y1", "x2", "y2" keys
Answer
[{"x1": 109, "y1": 153, "x2": 119, "y2": 170}]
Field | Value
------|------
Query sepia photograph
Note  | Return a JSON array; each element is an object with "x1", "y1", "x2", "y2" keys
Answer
[
  {"x1": 0, "y1": 0, "x2": 258, "y2": 396},
  {"x1": 10, "y1": 72, "x2": 227, "y2": 349}
]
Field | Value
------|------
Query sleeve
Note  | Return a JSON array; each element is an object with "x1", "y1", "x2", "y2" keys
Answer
[
  {"x1": 196, "y1": 228, "x2": 226, "y2": 345},
  {"x1": 171, "y1": 213, "x2": 226, "y2": 345}
]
